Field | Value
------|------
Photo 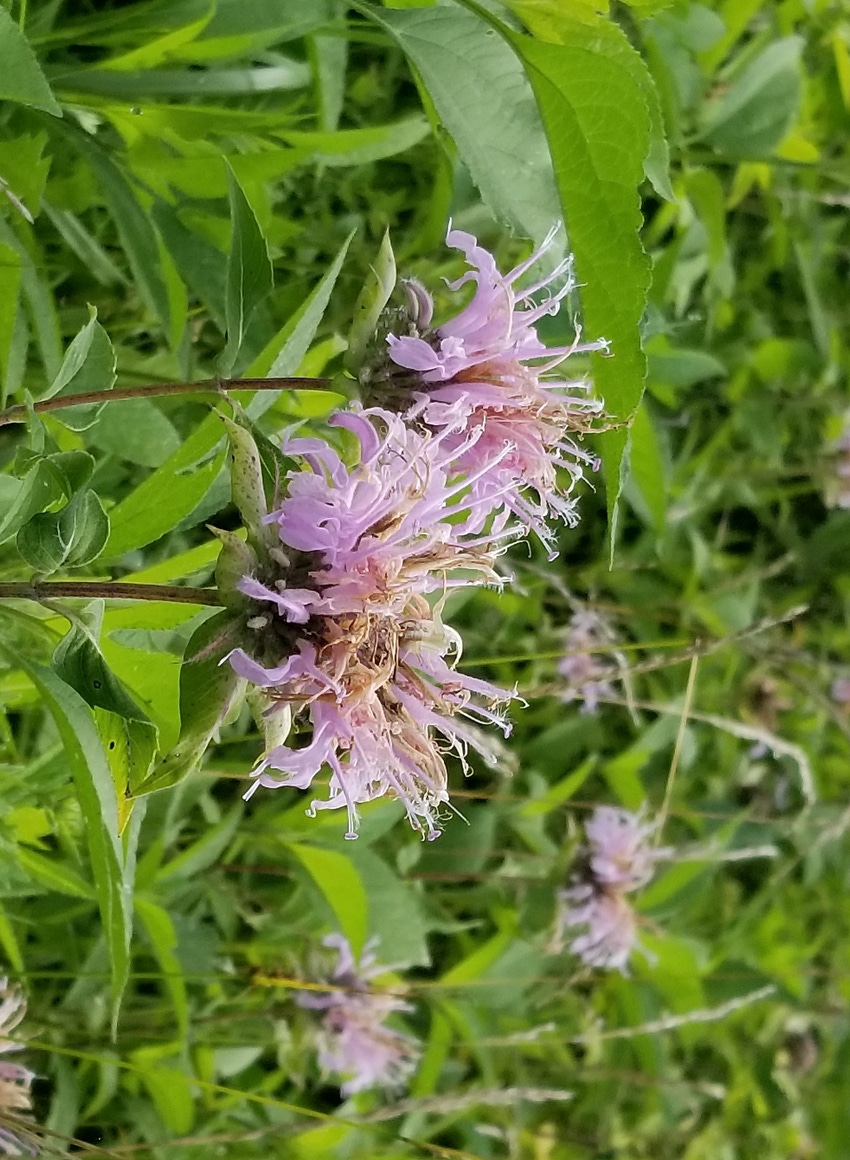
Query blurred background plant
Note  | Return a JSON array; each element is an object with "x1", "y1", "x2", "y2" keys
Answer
[{"x1": 0, "y1": 0, "x2": 848, "y2": 1156}]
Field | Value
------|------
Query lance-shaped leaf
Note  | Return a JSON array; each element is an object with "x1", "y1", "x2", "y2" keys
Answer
[
  {"x1": 220, "y1": 163, "x2": 273, "y2": 375},
  {"x1": 3, "y1": 649, "x2": 132, "y2": 1033},
  {"x1": 345, "y1": 228, "x2": 396, "y2": 377},
  {"x1": 0, "y1": 6, "x2": 62, "y2": 116},
  {"x1": 53, "y1": 603, "x2": 159, "y2": 832}
]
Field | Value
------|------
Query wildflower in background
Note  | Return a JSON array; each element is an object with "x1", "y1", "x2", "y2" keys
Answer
[
  {"x1": 558, "y1": 609, "x2": 619, "y2": 713},
  {"x1": 0, "y1": 980, "x2": 36, "y2": 1158},
  {"x1": 298, "y1": 934, "x2": 419, "y2": 1097},
  {"x1": 555, "y1": 807, "x2": 663, "y2": 972},
  {"x1": 383, "y1": 226, "x2": 608, "y2": 556},
  {"x1": 831, "y1": 676, "x2": 850, "y2": 707},
  {"x1": 226, "y1": 407, "x2": 515, "y2": 838}
]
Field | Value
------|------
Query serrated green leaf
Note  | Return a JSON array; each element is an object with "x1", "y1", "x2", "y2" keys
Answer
[
  {"x1": 502, "y1": 13, "x2": 652, "y2": 549},
  {"x1": 0, "y1": 6, "x2": 62, "y2": 116},
  {"x1": 220, "y1": 164, "x2": 273, "y2": 375},
  {"x1": 364, "y1": 4, "x2": 560, "y2": 246}
]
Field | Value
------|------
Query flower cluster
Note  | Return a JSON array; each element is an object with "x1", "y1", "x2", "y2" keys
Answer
[
  {"x1": 0, "y1": 980, "x2": 36, "y2": 1158},
  {"x1": 556, "y1": 807, "x2": 662, "y2": 972},
  {"x1": 227, "y1": 228, "x2": 603, "y2": 836},
  {"x1": 558, "y1": 609, "x2": 619, "y2": 714},
  {"x1": 385, "y1": 226, "x2": 607, "y2": 557},
  {"x1": 227, "y1": 409, "x2": 514, "y2": 839},
  {"x1": 298, "y1": 935, "x2": 419, "y2": 1096}
]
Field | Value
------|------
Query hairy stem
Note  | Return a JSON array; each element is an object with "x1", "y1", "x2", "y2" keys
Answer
[
  {"x1": 0, "y1": 581, "x2": 223, "y2": 606},
  {"x1": 0, "y1": 376, "x2": 333, "y2": 427}
]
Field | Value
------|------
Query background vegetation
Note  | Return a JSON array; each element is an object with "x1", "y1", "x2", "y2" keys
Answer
[{"x1": 0, "y1": 0, "x2": 848, "y2": 1155}]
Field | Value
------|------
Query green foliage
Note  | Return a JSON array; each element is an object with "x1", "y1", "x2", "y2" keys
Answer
[{"x1": 0, "y1": 0, "x2": 847, "y2": 1156}]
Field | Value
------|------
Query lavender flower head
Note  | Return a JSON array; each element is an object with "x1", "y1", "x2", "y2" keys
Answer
[
  {"x1": 0, "y1": 980, "x2": 36, "y2": 1157},
  {"x1": 556, "y1": 807, "x2": 663, "y2": 972},
  {"x1": 226, "y1": 407, "x2": 515, "y2": 839},
  {"x1": 557, "y1": 609, "x2": 619, "y2": 713},
  {"x1": 298, "y1": 934, "x2": 419, "y2": 1096},
  {"x1": 385, "y1": 226, "x2": 608, "y2": 556}
]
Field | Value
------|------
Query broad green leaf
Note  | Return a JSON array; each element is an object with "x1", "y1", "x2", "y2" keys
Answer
[
  {"x1": 345, "y1": 845, "x2": 429, "y2": 966},
  {"x1": 6, "y1": 653, "x2": 132, "y2": 1032},
  {"x1": 152, "y1": 200, "x2": 228, "y2": 330},
  {"x1": 137, "y1": 610, "x2": 244, "y2": 797},
  {"x1": 16, "y1": 488, "x2": 110, "y2": 572},
  {"x1": 287, "y1": 843, "x2": 369, "y2": 957},
  {"x1": 130, "y1": 1046, "x2": 195, "y2": 1135},
  {"x1": 89, "y1": 398, "x2": 181, "y2": 468},
  {"x1": 363, "y1": 4, "x2": 560, "y2": 246},
  {"x1": 220, "y1": 163, "x2": 273, "y2": 375},
  {"x1": 699, "y1": 38, "x2": 804, "y2": 160},
  {"x1": 53, "y1": 604, "x2": 158, "y2": 728},
  {"x1": 0, "y1": 6, "x2": 62, "y2": 115},
  {"x1": 502, "y1": 14, "x2": 652, "y2": 545},
  {"x1": 136, "y1": 898, "x2": 189, "y2": 1040},
  {"x1": 44, "y1": 308, "x2": 115, "y2": 431},
  {"x1": 0, "y1": 459, "x2": 63, "y2": 545},
  {"x1": 103, "y1": 421, "x2": 228, "y2": 558},
  {"x1": 0, "y1": 132, "x2": 51, "y2": 222}
]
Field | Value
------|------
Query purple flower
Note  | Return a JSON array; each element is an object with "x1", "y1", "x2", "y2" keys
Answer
[
  {"x1": 557, "y1": 884, "x2": 640, "y2": 973},
  {"x1": 556, "y1": 807, "x2": 663, "y2": 973},
  {"x1": 226, "y1": 408, "x2": 515, "y2": 838},
  {"x1": 0, "y1": 980, "x2": 36, "y2": 1157},
  {"x1": 386, "y1": 226, "x2": 608, "y2": 556},
  {"x1": 557, "y1": 609, "x2": 618, "y2": 713},
  {"x1": 298, "y1": 935, "x2": 419, "y2": 1096},
  {"x1": 832, "y1": 677, "x2": 850, "y2": 706}
]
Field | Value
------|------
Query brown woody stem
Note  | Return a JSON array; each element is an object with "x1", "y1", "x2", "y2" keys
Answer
[
  {"x1": 0, "y1": 377, "x2": 333, "y2": 427},
  {"x1": 0, "y1": 581, "x2": 223, "y2": 606}
]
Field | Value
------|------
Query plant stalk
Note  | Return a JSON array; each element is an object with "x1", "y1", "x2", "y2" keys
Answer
[
  {"x1": 0, "y1": 581, "x2": 223, "y2": 606},
  {"x1": 0, "y1": 377, "x2": 333, "y2": 427}
]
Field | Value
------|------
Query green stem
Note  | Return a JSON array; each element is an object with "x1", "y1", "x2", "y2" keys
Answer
[
  {"x1": 0, "y1": 581, "x2": 222, "y2": 606},
  {"x1": 0, "y1": 376, "x2": 333, "y2": 428}
]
